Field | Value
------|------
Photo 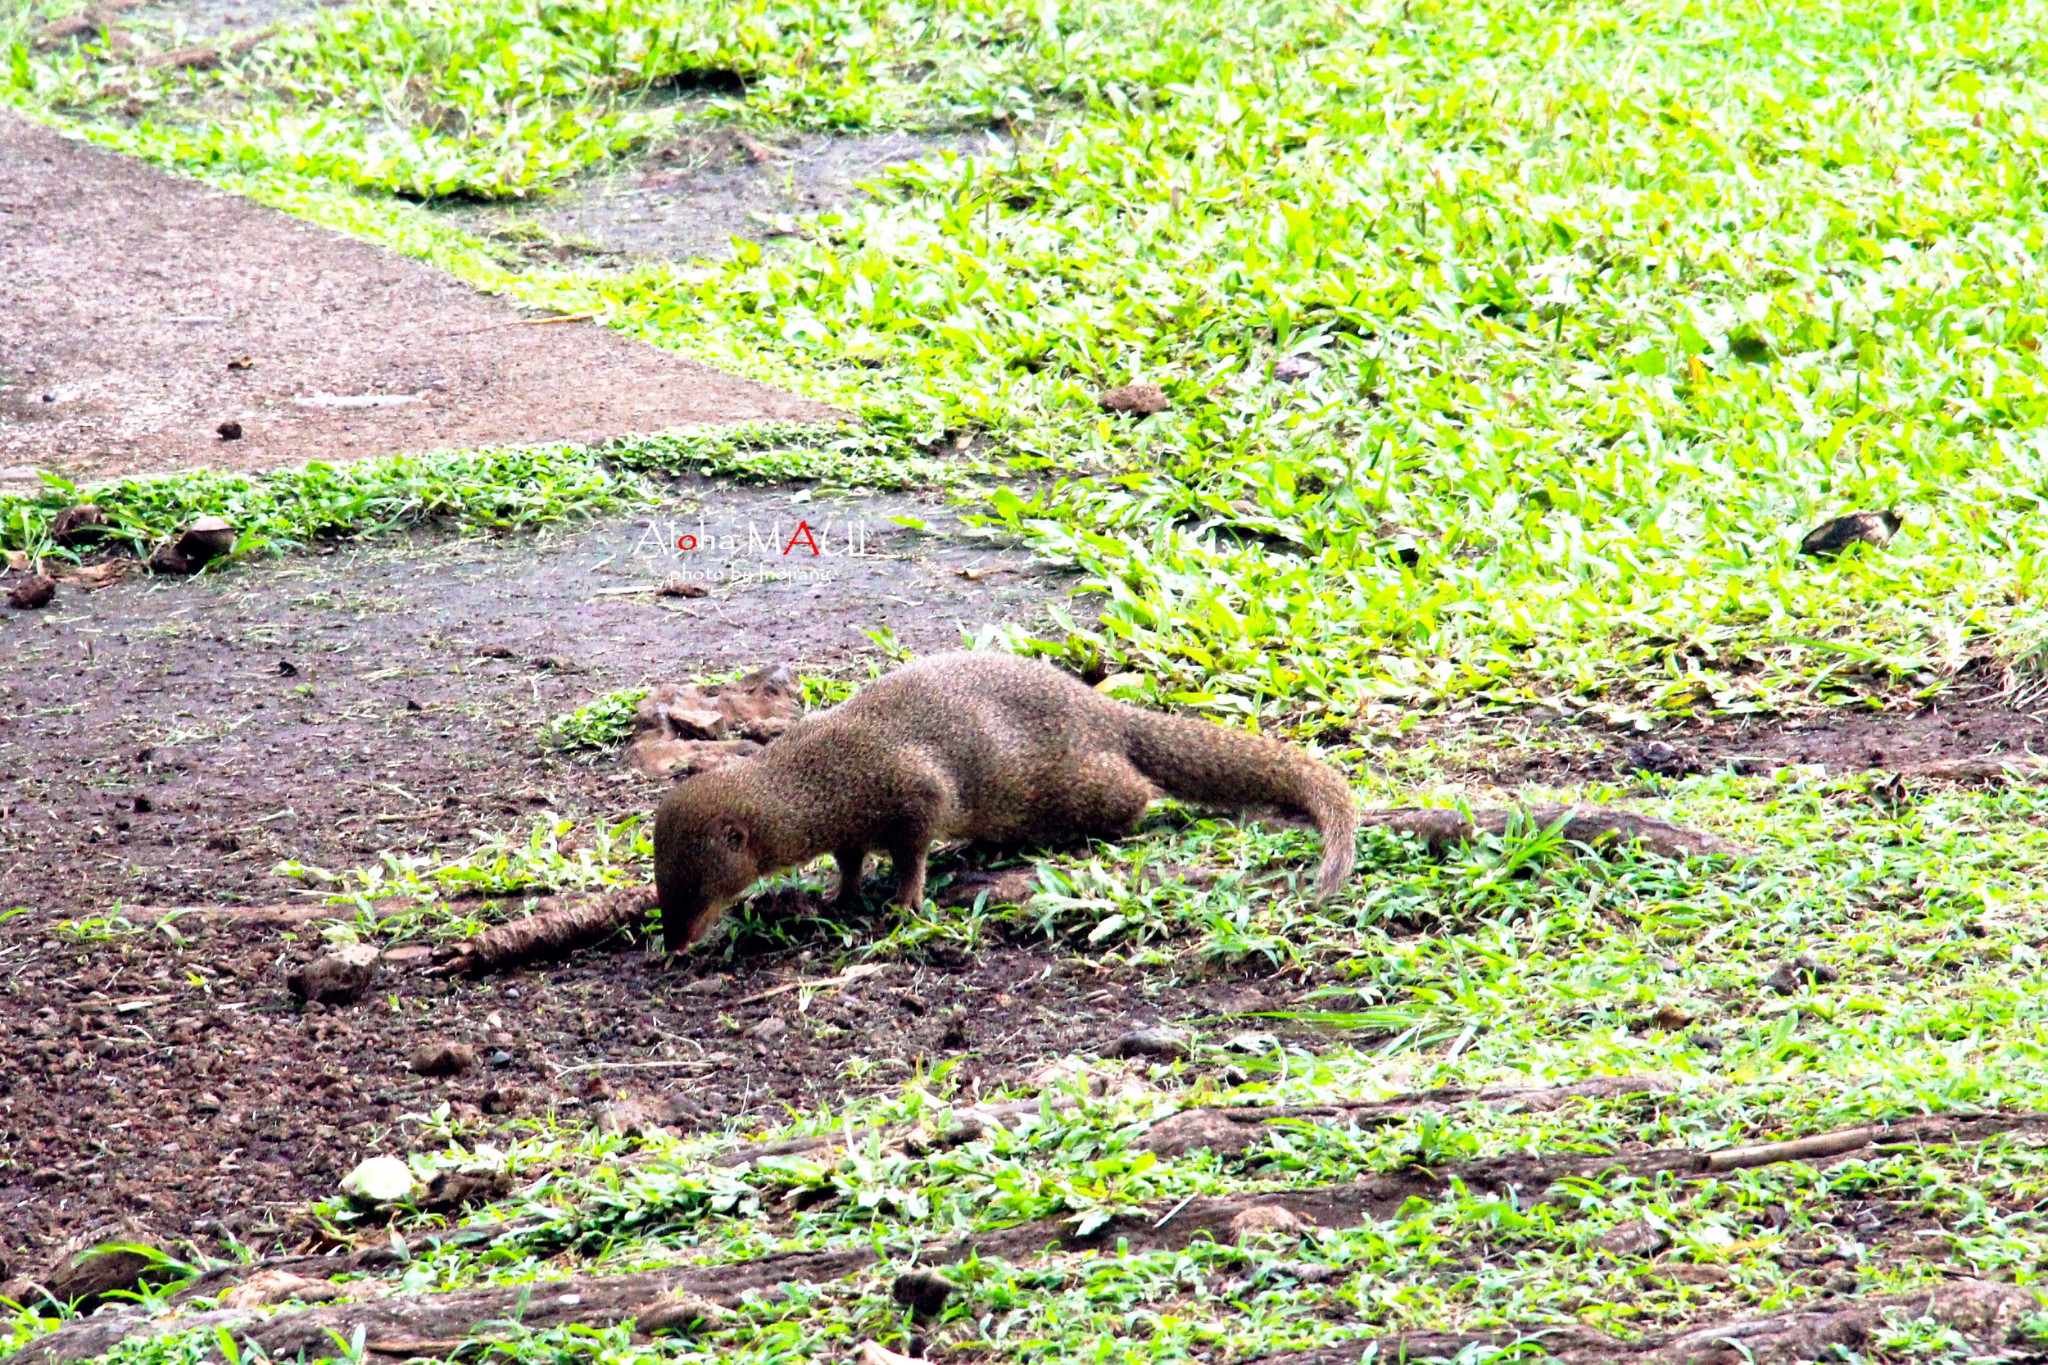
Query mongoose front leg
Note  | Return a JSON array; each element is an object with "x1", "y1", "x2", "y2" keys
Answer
[{"x1": 833, "y1": 846, "x2": 867, "y2": 913}]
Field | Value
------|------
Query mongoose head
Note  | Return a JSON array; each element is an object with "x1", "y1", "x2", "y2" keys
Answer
[{"x1": 653, "y1": 770, "x2": 768, "y2": 952}]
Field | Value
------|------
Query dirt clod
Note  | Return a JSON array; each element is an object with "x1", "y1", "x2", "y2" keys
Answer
[
  {"x1": 1621, "y1": 739, "x2": 1703, "y2": 778},
  {"x1": 1801, "y1": 509, "x2": 1901, "y2": 558},
  {"x1": 1644, "y1": 1004, "x2": 1696, "y2": 1032},
  {"x1": 1597, "y1": 1219, "x2": 1674, "y2": 1258},
  {"x1": 596, "y1": 1097, "x2": 666, "y2": 1139},
  {"x1": 420, "y1": 1169, "x2": 512, "y2": 1212},
  {"x1": 1099, "y1": 382, "x2": 1169, "y2": 415},
  {"x1": 657, "y1": 579, "x2": 709, "y2": 598},
  {"x1": 49, "y1": 504, "x2": 108, "y2": 547},
  {"x1": 1105, "y1": 1027, "x2": 1190, "y2": 1061},
  {"x1": 747, "y1": 1015, "x2": 789, "y2": 1044},
  {"x1": 42, "y1": 1234, "x2": 164, "y2": 1307},
  {"x1": 219, "y1": 1270, "x2": 344, "y2": 1310},
  {"x1": 216, "y1": 421, "x2": 243, "y2": 441},
  {"x1": 624, "y1": 665, "x2": 801, "y2": 776},
  {"x1": 891, "y1": 1269, "x2": 955, "y2": 1322},
  {"x1": 410, "y1": 1041, "x2": 476, "y2": 1077},
  {"x1": 286, "y1": 944, "x2": 381, "y2": 1005},
  {"x1": 7, "y1": 573, "x2": 56, "y2": 610},
  {"x1": 638, "y1": 1291, "x2": 730, "y2": 1335},
  {"x1": 1765, "y1": 954, "x2": 1838, "y2": 996},
  {"x1": 1229, "y1": 1204, "x2": 1306, "y2": 1244}
]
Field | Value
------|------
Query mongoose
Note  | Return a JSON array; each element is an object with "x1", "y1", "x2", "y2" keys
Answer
[{"x1": 653, "y1": 651, "x2": 1358, "y2": 951}]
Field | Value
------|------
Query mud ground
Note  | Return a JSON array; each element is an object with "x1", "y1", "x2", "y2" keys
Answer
[
  {"x1": 0, "y1": 115, "x2": 830, "y2": 483},
  {"x1": 443, "y1": 127, "x2": 1003, "y2": 267},
  {"x1": 1419, "y1": 674, "x2": 2048, "y2": 787},
  {"x1": 0, "y1": 914, "x2": 1288, "y2": 1272},
  {"x1": 0, "y1": 478, "x2": 1065, "y2": 914}
]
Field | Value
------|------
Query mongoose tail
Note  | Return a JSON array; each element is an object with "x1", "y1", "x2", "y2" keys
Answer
[{"x1": 1119, "y1": 708, "x2": 1357, "y2": 899}]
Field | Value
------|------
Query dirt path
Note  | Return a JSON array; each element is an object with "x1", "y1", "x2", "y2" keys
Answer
[
  {"x1": 0, "y1": 479, "x2": 1060, "y2": 914},
  {"x1": 0, "y1": 114, "x2": 831, "y2": 483},
  {"x1": 443, "y1": 128, "x2": 1002, "y2": 268}
]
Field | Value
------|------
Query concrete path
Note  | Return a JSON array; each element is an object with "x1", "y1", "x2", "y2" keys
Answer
[{"x1": 0, "y1": 115, "x2": 833, "y2": 483}]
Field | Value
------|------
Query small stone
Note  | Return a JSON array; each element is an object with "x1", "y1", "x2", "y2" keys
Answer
[
  {"x1": 1824, "y1": 1269, "x2": 1861, "y2": 1294},
  {"x1": 1662, "y1": 1261, "x2": 1732, "y2": 1285},
  {"x1": 193, "y1": 1092, "x2": 222, "y2": 1114},
  {"x1": 379, "y1": 945, "x2": 434, "y2": 967},
  {"x1": 1801, "y1": 510, "x2": 1901, "y2": 558},
  {"x1": 410, "y1": 1041, "x2": 476, "y2": 1077},
  {"x1": 678, "y1": 975, "x2": 728, "y2": 996},
  {"x1": 890, "y1": 1269, "x2": 955, "y2": 1322},
  {"x1": 340, "y1": 1156, "x2": 416, "y2": 1206},
  {"x1": 286, "y1": 944, "x2": 380, "y2": 1006},
  {"x1": 1104, "y1": 1027, "x2": 1189, "y2": 1061},
  {"x1": 1099, "y1": 382, "x2": 1169, "y2": 415},
  {"x1": 486, "y1": 1050, "x2": 514, "y2": 1069},
  {"x1": 1271, "y1": 354, "x2": 1321, "y2": 382},
  {"x1": 1230, "y1": 1204, "x2": 1305, "y2": 1244},
  {"x1": 637, "y1": 1291, "x2": 730, "y2": 1335},
  {"x1": 747, "y1": 1015, "x2": 788, "y2": 1043},
  {"x1": 1596, "y1": 1218, "x2": 1673, "y2": 1258}
]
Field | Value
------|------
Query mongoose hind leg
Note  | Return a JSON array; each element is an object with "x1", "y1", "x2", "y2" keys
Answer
[
  {"x1": 1048, "y1": 753, "x2": 1155, "y2": 843},
  {"x1": 833, "y1": 846, "x2": 867, "y2": 913}
]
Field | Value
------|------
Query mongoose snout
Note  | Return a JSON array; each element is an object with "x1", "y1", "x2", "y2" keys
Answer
[{"x1": 652, "y1": 651, "x2": 1358, "y2": 951}]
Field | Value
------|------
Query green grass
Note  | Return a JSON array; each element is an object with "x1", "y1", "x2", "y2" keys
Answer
[
  {"x1": 14, "y1": 0, "x2": 2048, "y2": 1360},
  {"x1": 26, "y1": 764, "x2": 2048, "y2": 1364},
  {"x1": 13, "y1": 0, "x2": 2048, "y2": 719}
]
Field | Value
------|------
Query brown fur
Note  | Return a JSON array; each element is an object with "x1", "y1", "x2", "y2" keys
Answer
[{"x1": 652, "y1": 652, "x2": 1358, "y2": 950}]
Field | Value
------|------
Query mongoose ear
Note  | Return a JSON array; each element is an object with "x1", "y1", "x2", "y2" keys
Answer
[{"x1": 715, "y1": 816, "x2": 747, "y2": 851}]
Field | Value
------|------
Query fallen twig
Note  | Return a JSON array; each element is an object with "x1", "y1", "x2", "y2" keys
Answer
[
  {"x1": 30, "y1": 1112, "x2": 2048, "y2": 1365},
  {"x1": 437, "y1": 312, "x2": 598, "y2": 339},
  {"x1": 435, "y1": 888, "x2": 653, "y2": 976},
  {"x1": 1895, "y1": 754, "x2": 2048, "y2": 783},
  {"x1": 1360, "y1": 805, "x2": 1750, "y2": 859},
  {"x1": 1137, "y1": 1075, "x2": 1671, "y2": 1157},
  {"x1": 1248, "y1": 1279, "x2": 2040, "y2": 1364},
  {"x1": 732, "y1": 962, "x2": 889, "y2": 1006}
]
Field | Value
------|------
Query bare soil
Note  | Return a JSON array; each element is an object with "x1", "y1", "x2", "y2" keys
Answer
[
  {"x1": 443, "y1": 127, "x2": 1002, "y2": 267},
  {"x1": 0, "y1": 114, "x2": 832, "y2": 483},
  {"x1": 1409, "y1": 674, "x2": 2048, "y2": 787},
  {"x1": 0, "y1": 478, "x2": 1060, "y2": 914},
  {"x1": 0, "y1": 475, "x2": 1213, "y2": 1267}
]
